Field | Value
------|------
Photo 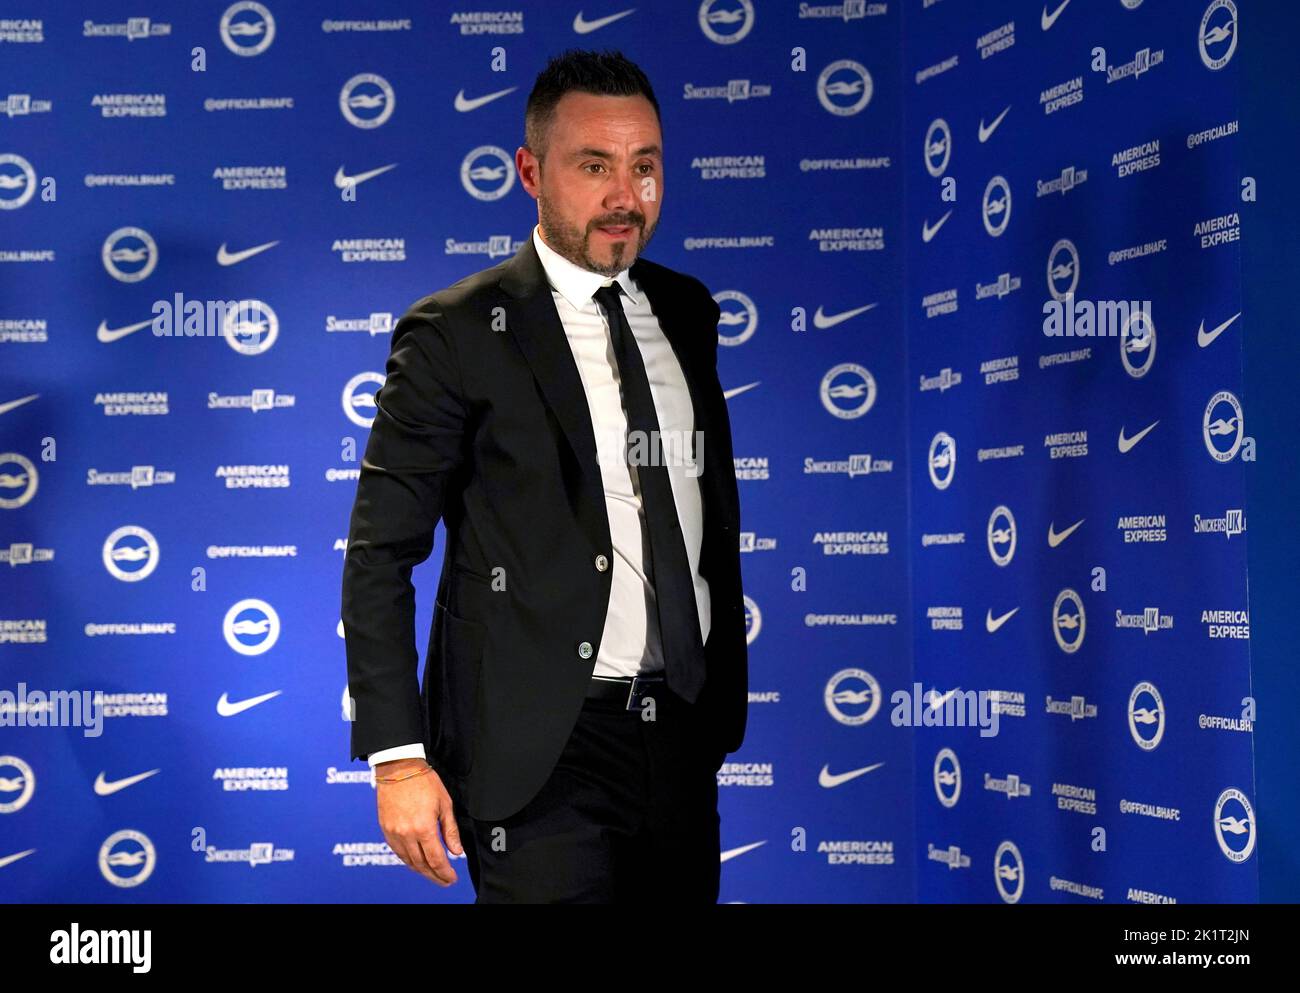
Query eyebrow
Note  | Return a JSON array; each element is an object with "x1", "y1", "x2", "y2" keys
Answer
[{"x1": 569, "y1": 144, "x2": 662, "y2": 161}]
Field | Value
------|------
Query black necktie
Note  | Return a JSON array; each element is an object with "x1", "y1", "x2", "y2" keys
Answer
[{"x1": 593, "y1": 282, "x2": 706, "y2": 703}]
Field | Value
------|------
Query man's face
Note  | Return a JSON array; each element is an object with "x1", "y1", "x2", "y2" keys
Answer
[{"x1": 519, "y1": 91, "x2": 662, "y2": 276}]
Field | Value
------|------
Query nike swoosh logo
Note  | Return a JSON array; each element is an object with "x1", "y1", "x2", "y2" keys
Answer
[
  {"x1": 720, "y1": 841, "x2": 767, "y2": 863},
  {"x1": 978, "y1": 105, "x2": 1010, "y2": 143},
  {"x1": 0, "y1": 394, "x2": 39, "y2": 416},
  {"x1": 0, "y1": 849, "x2": 36, "y2": 869},
  {"x1": 813, "y1": 303, "x2": 878, "y2": 329},
  {"x1": 1047, "y1": 518, "x2": 1085, "y2": 547},
  {"x1": 453, "y1": 86, "x2": 517, "y2": 112},
  {"x1": 216, "y1": 241, "x2": 280, "y2": 266},
  {"x1": 1041, "y1": 0, "x2": 1071, "y2": 31},
  {"x1": 922, "y1": 210, "x2": 952, "y2": 243},
  {"x1": 818, "y1": 762, "x2": 885, "y2": 788},
  {"x1": 1197, "y1": 311, "x2": 1241, "y2": 348},
  {"x1": 927, "y1": 688, "x2": 959, "y2": 710},
  {"x1": 334, "y1": 163, "x2": 398, "y2": 189},
  {"x1": 97, "y1": 318, "x2": 152, "y2": 343},
  {"x1": 573, "y1": 8, "x2": 636, "y2": 33},
  {"x1": 216, "y1": 690, "x2": 282, "y2": 717},
  {"x1": 94, "y1": 769, "x2": 161, "y2": 796},
  {"x1": 1117, "y1": 420, "x2": 1159, "y2": 453},
  {"x1": 723, "y1": 381, "x2": 760, "y2": 400},
  {"x1": 985, "y1": 608, "x2": 1020, "y2": 633}
]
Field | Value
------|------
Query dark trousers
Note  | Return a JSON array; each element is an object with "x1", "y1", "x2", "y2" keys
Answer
[{"x1": 455, "y1": 684, "x2": 721, "y2": 903}]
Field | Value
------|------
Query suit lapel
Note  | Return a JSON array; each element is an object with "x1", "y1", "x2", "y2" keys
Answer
[{"x1": 498, "y1": 240, "x2": 602, "y2": 475}]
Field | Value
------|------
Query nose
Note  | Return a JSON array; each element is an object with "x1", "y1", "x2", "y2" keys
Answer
[{"x1": 605, "y1": 166, "x2": 639, "y2": 213}]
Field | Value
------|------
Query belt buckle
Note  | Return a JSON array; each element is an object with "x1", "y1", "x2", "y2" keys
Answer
[{"x1": 625, "y1": 674, "x2": 664, "y2": 712}]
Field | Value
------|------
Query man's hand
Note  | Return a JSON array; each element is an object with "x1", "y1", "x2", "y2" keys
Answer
[{"x1": 375, "y1": 758, "x2": 464, "y2": 886}]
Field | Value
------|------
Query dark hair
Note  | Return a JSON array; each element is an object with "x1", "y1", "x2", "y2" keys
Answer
[{"x1": 524, "y1": 49, "x2": 661, "y2": 166}]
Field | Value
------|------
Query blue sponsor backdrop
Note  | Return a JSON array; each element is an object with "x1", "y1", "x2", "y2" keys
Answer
[
  {"x1": 1241, "y1": 0, "x2": 1298, "y2": 904},
  {"x1": 905, "y1": 0, "x2": 1255, "y2": 904},
  {"x1": 0, "y1": 0, "x2": 1258, "y2": 904}
]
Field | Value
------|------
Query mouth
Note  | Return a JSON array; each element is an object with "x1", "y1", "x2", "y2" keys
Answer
[{"x1": 595, "y1": 224, "x2": 636, "y2": 239}]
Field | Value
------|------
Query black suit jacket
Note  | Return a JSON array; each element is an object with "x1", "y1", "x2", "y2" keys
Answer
[{"x1": 341, "y1": 233, "x2": 748, "y2": 822}]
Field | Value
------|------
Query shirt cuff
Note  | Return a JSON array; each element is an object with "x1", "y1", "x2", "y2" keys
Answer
[{"x1": 367, "y1": 743, "x2": 428, "y2": 768}]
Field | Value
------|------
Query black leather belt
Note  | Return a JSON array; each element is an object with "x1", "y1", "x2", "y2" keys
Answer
[{"x1": 587, "y1": 673, "x2": 666, "y2": 711}]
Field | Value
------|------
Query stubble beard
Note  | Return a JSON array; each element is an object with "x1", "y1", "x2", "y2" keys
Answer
[{"x1": 538, "y1": 191, "x2": 657, "y2": 277}]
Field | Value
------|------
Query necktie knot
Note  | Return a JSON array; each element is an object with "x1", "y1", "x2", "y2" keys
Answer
[{"x1": 593, "y1": 282, "x2": 623, "y2": 313}]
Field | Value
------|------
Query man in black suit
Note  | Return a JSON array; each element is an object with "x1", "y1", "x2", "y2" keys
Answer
[{"x1": 341, "y1": 49, "x2": 747, "y2": 903}]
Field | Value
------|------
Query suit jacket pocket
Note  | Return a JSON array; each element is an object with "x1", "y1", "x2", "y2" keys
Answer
[{"x1": 432, "y1": 606, "x2": 487, "y2": 780}]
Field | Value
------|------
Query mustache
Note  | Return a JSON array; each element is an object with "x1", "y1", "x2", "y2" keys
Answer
[{"x1": 592, "y1": 216, "x2": 643, "y2": 229}]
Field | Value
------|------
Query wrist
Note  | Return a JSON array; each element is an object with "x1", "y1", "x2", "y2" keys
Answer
[
  {"x1": 376, "y1": 757, "x2": 428, "y2": 771},
  {"x1": 374, "y1": 758, "x2": 431, "y2": 784}
]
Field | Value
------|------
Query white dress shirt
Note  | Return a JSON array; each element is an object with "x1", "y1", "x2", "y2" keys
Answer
[{"x1": 367, "y1": 223, "x2": 711, "y2": 768}]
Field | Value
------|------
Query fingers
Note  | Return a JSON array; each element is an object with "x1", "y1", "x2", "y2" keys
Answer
[
  {"x1": 439, "y1": 803, "x2": 464, "y2": 857},
  {"x1": 382, "y1": 803, "x2": 461, "y2": 886},
  {"x1": 415, "y1": 829, "x2": 458, "y2": 886},
  {"x1": 384, "y1": 827, "x2": 455, "y2": 886},
  {"x1": 385, "y1": 834, "x2": 422, "y2": 879}
]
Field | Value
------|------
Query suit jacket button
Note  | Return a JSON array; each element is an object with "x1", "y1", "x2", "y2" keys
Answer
[
  {"x1": 594, "y1": 554, "x2": 609, "y2": 572},
  {"x1": 578, "y1": 641, "x2": 593, "y2": 659}
]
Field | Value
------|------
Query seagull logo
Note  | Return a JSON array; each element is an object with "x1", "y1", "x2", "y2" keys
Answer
[
  {"x1": 813, "y1": 303, "x2": 877, "y2": 329},
  {"x1": 1041, "y1": 0, "x2": 1071, "y2": 31},
  {"x1": 818, "y1": 762, "x2": 884, "y2": 788},
  {"x1": 453, "y1": 86, "x2": 517, "y2": 112},
  {"x1": 94, "y1": 769, "x2": 161, "y2": 796},
  {"x1": 216, "y1": 690, "x2": 282, "y2": 717},
  {"x1": 1217, "y1": 815, "x2": 1250, "y2": 836},
  {"x1": 0, "y1": 394, "x2": 38, "y2": 416},
  {"x1": 1047, "y1": 518, "x2": 1084, "y2": 547},
  {"x1": 335, "y1": 164, "x2": 398, "y2": 190},
  {"x1": 978, "y1": 106, "x2": 1010, "y2": 143},
  {"x1": 985, "y1": 607, "x2": 1019, "y2": 633},
  {"x1": 97, "y1": 318, "x2": 153, "y2": 343},
  {"x1": 216, "y1": 240, "x2": 279, "y2": 266},
  {"x1": 1117, "y1": 420, "x2": 1159, "y2": 453},
  {"x1": 573, "y1": 8, "x2": 636, "y2": 33},
  {"x1": 723, "y1": 381, "x2": 760, "y2": 400},
  {"x1": 1197, "y1": 311, "x2": 1241, "y2": 348},
  {"x1": 921, "y1": 210, "x2": 952, "y2": 243}
]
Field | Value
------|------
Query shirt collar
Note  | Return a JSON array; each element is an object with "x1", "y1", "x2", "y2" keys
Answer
[{"x1": 531, "y1": 223, "x2": 641, "y2": 312}]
